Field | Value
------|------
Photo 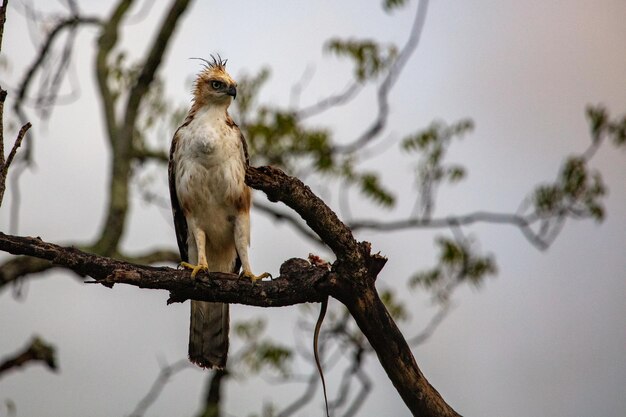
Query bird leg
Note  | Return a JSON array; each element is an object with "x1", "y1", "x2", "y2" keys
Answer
[
  {"x1": 234, "y1": 214, "x2": 271, "y2": 282},
  {"x1": 181, "y1": 229, "x2": 209, "y2": 278}
]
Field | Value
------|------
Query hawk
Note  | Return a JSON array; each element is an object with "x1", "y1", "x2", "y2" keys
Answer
[{"x1": 168, "y1": 56, "x2": 268, "y2": 369}]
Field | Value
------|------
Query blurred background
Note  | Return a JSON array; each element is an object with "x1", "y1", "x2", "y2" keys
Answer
[{"x1": 1, "y1": 1, "x2": 625, "y2": 416}]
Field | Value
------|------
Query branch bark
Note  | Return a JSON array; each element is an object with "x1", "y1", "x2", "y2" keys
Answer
[
  {"x1": 0, "y1": 233, "x2": 329, "y2": 307},
  {"x1": 0, "y1": 165, "x2": 462, "y2": 416}
]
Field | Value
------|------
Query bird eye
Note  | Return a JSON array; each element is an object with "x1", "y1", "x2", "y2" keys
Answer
[{"x1": 211, "y1": 81, "x2": 223, "y2": 89}]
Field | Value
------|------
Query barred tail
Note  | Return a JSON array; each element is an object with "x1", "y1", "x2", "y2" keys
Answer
[{"x1": 189, "y1": 301, "x2": 229, "y2": 369}]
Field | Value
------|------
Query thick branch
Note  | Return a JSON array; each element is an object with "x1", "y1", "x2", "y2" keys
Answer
[
  {"x1": 246, "y1": 165, "x2": 460, "y2": 416},
  {"x1": 246, "y1": 166, "x2": 358, "y2": 261},
  {"x1": 0, "y1": 233, "x2": 329, "y2": 307},
  {"x1": 0, "y1": 248, "x2": 181, "y2": 290},
  {"x1": 344, "y1": 287, "x2": 461, "y2": 417}
]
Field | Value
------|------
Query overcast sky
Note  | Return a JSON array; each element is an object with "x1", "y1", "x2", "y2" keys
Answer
[{"x1": 1, "y1": 1, "x2": 625, "y2": 417}]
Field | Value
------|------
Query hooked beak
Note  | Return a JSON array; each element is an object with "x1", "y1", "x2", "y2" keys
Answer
[{"x1": 226, "y1": 85, "x2": 237, "y2": 99}]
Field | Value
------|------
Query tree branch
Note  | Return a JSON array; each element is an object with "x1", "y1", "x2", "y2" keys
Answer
[
  {"x1": 128, "y1": 359, "x2": 191, "y2": 417},
  {"x1": 0, "y1": 233, "x2": 329, "y2": 307},
  {"x1": 0, "y1": 255, "x2": 58, "y2": 289},
  {"x1": 254, "y1": 200, "x2": 325, "y2": 247},
  {"x1": 0, "y1": 247, "x2": 181, "y2": 291},
  {"x1": 246, "y1": 166, "x2": 359, "y2": 262},
  {"x1": 94, "y1": 0, "x2": 192, "y2": 255},
  {"x1": 0, "y1": 336, "x2": 57, "y2": 380},
  {"x1": 334, "y1": 0, "x2": 430, "y2": 154},
  {"x1": 14, "y1": 15, "x2": 102, "y2": 122},
  {"x1": 0, "y1": 164, "x2": 462, "y2": 416},
  {"x1": 347, "y1": 210, "x2": 565, "y2": 251},
  {"x1": 0, "y1": 0, "x2": 7, "y2": 53}
]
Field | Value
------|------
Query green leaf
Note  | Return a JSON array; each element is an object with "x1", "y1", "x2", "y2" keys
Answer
[
  {"x1": 533, "y1": 184, "x2": 563, "y2": 215},
  {"x1": 608, "y1": 115, "x2": 626, "y2": 147},
  {"x1": 446, "y1": 166, "x2": 466, "y2": 183},
  {"x1": 325, "y1": 38, "x2": 397, "y2": 82},
  {"x1": 383, "y1": 0, "x2": 411, "y2": 12},
  {"x1": 585, "y1": 104, "x2": 608, "y2": 140},
  {"x1": 243, "y1": 342, "x2": 293, "y2": 376},
  {"x1": 234, "y1": 318, "x2": 266, "y2": 340},
  {"x1": 409, "y1": 269, "x2": 441, "y2": 289},
  {"x1": 359, "y1": 172, "x2": 395, "y2": 207},
  {"x1": 561, "y1": 157, "x2": 587, "y2": 198},
  {"x1": 380, "y1": 289, "x2": 409, "y2": 321}
]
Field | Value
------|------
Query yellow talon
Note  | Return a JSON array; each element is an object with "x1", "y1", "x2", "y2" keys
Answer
[
  {"x1": 239, "y1": 270, "x2": 272, "y2": 282},
  {"x1": 180, "y1": 262, "x2": 209, "y2": 278}
]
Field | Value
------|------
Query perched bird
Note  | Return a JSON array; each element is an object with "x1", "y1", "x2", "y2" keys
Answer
[{"x1": 168, "y1": 56, "x2": 269, "y2": 369}]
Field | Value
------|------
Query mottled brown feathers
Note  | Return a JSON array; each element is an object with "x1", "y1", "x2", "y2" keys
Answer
[{"x1": 168, "y1": 131, "x2": 189, "y2": 262}]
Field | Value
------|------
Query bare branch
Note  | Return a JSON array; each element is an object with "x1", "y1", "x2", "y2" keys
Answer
[
  {"x1": 295, "y1": 82, "x2": 362, "y2": 120},
  {"x1": 349, "y1": 210, "x2": 553, "y2": 250},
  {"x1": 132, "y1": 147, "x2": 169, "y2": 163},
  {"x1": 0, "y1": 117, "x2": 32, "y2": 205},
  {"x1": 408, "y1": 303, "x2": 453, "y2": 346},
  {"x1": 0, "y1": 0, "x2": 7, "y2": 53},
  {"x1": 342, "y1": 368, "x2": 372, "y2": 417},
  {"x1": 254, "y1": 200, "x2": 325, "y2": 247},
  {"x1": 121, "y1": 248, "x2": 180, "y2": 265},
  {"x1": 3, "y1": 123, "x2": 31, "y2": 173},
  {"x1": 334, "y1": 0, "x2": 430, "y2": 154},
  {"x1": 197, "y1": 369, "x2": 228, "y2": 417},
  {"x1": 14, "y1": 15, "x2": 102, "y2": 119},
  {"x1": 277, "y1": 370, "x2": 320, "y2": 417},
  {"x1": 0, "y1": 233, "x2": 330, "y2": 307},
  {"x1": 128, "y1": 359, "x2": 191, "y2": 417},
  {"x1": 0, "y1": 336, "x2": 57, "y2": 380},
  {"x1": 0, "y1": 247, "x2": 180, "y2": 291},
  {"x1": 0, "y1": 255, "x2": 59, "y2": 290}
]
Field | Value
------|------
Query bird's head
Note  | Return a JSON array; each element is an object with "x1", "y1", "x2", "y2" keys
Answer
[{"x1": 192, "y1": 55, "x2": 237, "y2": 108}]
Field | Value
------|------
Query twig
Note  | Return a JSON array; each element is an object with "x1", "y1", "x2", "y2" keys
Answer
[
  {"x1": 127, "y1": 359, "x2": 191, "y2": 417},
  {"x1": 3, "y1": 123, "x2": 31, "y2": 172},
  {"x1": 253, "y1": 200, "x2": 325, "y2": 247},
  {"x1": 333, "y1": 0, "x2": 430, "y2": 154},
  {"x1": 408, "y1": 303, "x2": 453, "y2": 346},
  {"x1": 0, "y1": 0, "x2": 8, "y2": 53},
  {"x1": 348, "y1": 210, "x2": 553, "y2": 250},
  {"x1": 296, "y1": 82, "x2": 362, "y2": 120},
  {"x1": 276, "y1": 370, "x2": 320, "y2": 417},
  {"x1": 0, "y1": 336, "x2": 57, "y2": 379},
  {"x1": 0, "y1": 122, "x2": 31, "y2": 206},
  {"x1": 341, "y1": 368, "x2": 371, "y2": 417}
]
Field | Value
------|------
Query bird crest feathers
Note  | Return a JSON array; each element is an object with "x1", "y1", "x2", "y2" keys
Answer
[
  {"x1": 189, "y1": 54, "x2": 236, "y2": 107},
  {"x1": 190, "y1": 54, "x2": 228, "y2": 73}
]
